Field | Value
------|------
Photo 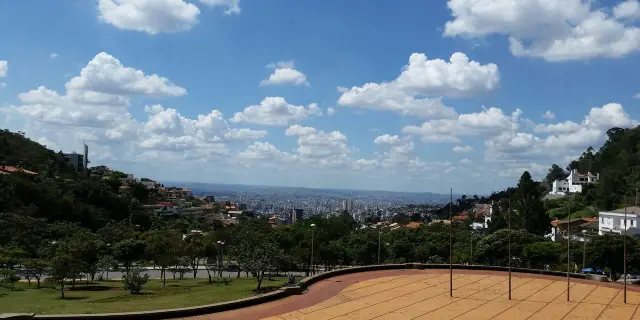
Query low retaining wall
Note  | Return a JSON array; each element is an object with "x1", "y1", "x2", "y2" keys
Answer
[{"x1": 3, "y1": 264, "x2": 599, "y2": 319}]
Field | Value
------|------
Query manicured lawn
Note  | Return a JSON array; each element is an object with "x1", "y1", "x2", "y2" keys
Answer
[{"x1": 0, "y1": 277, "x2": 289, "y2": 315}]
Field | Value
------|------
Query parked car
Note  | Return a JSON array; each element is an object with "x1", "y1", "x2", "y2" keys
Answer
[{"x1": 617, "y1": 274, "x2": 640, "y2": 285}]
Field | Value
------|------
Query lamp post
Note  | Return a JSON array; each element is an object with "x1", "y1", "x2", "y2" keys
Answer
[
  {"x1": 310, "y1": 223, "x2": 316, "y2": 276},
  {"x1": 624, "y1": 204, "x2": 627, "y2": 304},
  {"x1": 216, "y1": 241, "x2": 225, "y2": 277},
  {"x1": 377, "y1": 228, "x2": 382, "y2": 265},
  {"x1": 567, "y1": 197, "x2": 571, "y2": 302},
  {"x1": 470, "y1": 229, "x2": 474, "y2": 264},
  {"x1": 449, "y1": 188, "x2": 453, "y2": 298},
  {"x1": 508, "y1": 197, "x2": 511, "y2": 301},
  {"x1": 582, "y1": 230, "x2": 587, "y2": 274}
]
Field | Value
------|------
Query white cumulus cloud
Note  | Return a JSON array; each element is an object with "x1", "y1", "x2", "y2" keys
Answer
[
  {"x1": 260, "y1": 61, "x2": 309, "y2": 87},
  {"x1": 98, "y1": 0, "x2": 200, "y2": 35},
  {"x1": 453, "y1": 145, "x2": 473, "y2": 153},
  {"x1": 337, "y1": 52, "x2": 499, "y2": 118},
  {"x1": 444, "y1": 0, "x2": 640, "y2": 61},
  {"x1": 230, "y1": 97, "x2": 322, "y2": 126},
  {"x1": 198, "y1": 0, "x2": 241, "y2": 15}
]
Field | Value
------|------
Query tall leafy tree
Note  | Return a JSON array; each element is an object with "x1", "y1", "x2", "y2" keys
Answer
[
  {"x1": 545, "y1": 164, "x2": 567, "y2": 185},
  {"x1": 513, "y1": 171, "x2": 551, "y2": 236}
]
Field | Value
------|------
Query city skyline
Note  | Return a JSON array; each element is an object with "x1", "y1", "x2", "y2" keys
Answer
[{"x1": 1, "y1": 1, "x2": 640, "y2": 194}]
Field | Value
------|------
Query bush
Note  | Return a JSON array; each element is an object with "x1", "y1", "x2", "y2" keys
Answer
[
  {"x1": 0, "y1": 269, "x2": 21, "y2": 291},
  {"x1": 121, "y1": 272, "x2": 150, "y2": 294}
]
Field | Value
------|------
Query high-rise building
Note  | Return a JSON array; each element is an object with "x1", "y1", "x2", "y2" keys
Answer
[
  {"x1": 342, "y1": 198, "x2": 353, "y2": 213},
  {"x1": 293, "y1": 208, "x2": 303, "y2": 224}
]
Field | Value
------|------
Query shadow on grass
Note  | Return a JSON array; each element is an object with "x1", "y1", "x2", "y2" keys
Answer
[
  {"x1": 89, "y1": 292, "x2": 154, "y2": 304},
  {"x1": 68, "y1": 286, "x2": 115, "y2": 292},
  {"x1": 59, "y1": 296, "x2": 89, "y2": 301}
]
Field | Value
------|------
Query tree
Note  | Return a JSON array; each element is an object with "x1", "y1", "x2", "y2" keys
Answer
[
  {"x1": 234, "y1": 232, "x2": 280, "y2": 291},
  {"x1": 113, "y1": 238, "x2": 145, "y2": 273},
  {"x1": 22, "y1": 258, "x2": 48, "y2": 288},
  {"x1": 144, "y1": 229, "x2": 181, "y2": 287},
  {"x1": 523, "y1": 242, "x2": 562, "y2": 270},
  {"x1": 587, "y1": 234, "x2": 638, "y2": 280},
  {"x1": 184, "y1": 232, "x2": 207, "y2": 279},
  {"x1": 545, "y1": 164, "x2": 567, "y2": 185},
  {"x1": 475, "y1": 229, "x2": 543, "y2": 267},
  {"x1": 68, "y1": 229, "x2": 104, "y2": 283},
  {"x1": 48, "y1": 243, "x2": 81, "y2": 299},
  {"x1": 0, "y1": 269, "x2": 20, "y2": 291},
  {"x1": 97, "y1": 255, "x2": 117, "y2": 281},
  {"x1": 513, "y1": 172, "x2": 551, "y2": 236}
]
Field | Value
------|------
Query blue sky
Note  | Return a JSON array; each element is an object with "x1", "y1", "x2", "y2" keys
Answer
[{"x1": 1, "y1": 0, "x2": 640, "y2": 194}]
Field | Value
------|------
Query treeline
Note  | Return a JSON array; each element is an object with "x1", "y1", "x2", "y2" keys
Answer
[{"x1": 543, "y1": 127, "x2": 640, "y2": 210}]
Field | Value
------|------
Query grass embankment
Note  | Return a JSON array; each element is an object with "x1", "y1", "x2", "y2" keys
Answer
[{"x1": 0, "y1": 277, "x2": 289, "y2": 314}]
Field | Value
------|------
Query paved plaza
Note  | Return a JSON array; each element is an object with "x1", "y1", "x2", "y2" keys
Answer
[
  {"x1": 267, "y1": 273, "x2": 640, "y2": 320},
  {"x1": 183, "y1": 270, "x2": 640, "y2": 320}
]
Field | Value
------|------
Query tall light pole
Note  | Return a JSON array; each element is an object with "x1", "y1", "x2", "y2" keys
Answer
[
  {"x1": 567, "y1": 197, "x2": 571, "y2": 302},
  {"x1": 377, "y1": 228, "x2": 382, "y2": 265},
  {"x1": 310, "y1": 223, "x2": 316, "y2": 276},
  {"x1": 449, "y1": 188, "x2": 453, "y2": 298},
  {"x1": 470, "y1": 229, "x2": 474, "y2": 264},
  {"x1": 508, "y1": 197, "x2": 511, "y2": 301},
  {"x1": 582, "y1": 230, "x2": 587, "y2": 274},
  {"x1": 624, "y1": 202, "x2": 628, "y2": 304},
  {"x1": 216, "y1": 241, "x2": 225, "y2": 277}
]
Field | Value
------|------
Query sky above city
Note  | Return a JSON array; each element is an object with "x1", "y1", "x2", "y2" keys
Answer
[{"x1": 1, "y1": 0, "x2": 640, "y2": 194}]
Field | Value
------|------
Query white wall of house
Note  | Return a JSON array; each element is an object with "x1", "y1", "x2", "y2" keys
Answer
[
  {"x1": 551, "y1": 169, "x2": 599, "y2": 194},
  {"x1": 598, "y1": 211, "x2": 640, "y2": 236}
]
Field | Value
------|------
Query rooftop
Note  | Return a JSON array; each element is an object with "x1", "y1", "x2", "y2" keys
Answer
[{"x1": 0, "y1": 165, "x2": 38, "y2": 175}]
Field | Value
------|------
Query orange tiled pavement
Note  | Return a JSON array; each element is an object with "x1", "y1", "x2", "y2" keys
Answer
[{"x1": 260, "y1": 273, "x2": 640, "y2": 320}]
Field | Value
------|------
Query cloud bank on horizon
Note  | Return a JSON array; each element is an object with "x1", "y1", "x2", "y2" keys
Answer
[{"x1": 1, "y1": 0, "x2": 640, "y2": 194}]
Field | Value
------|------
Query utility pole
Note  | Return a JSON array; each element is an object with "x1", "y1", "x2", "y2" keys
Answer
[
  {"x1": 377, "y1": 229, "x2": 381, "y2": 265},
  {"x1": 508, "y1": 197, "x2": 511, "y2": 300},
  {"x1": 449, "y1": 188, "x2": 453, "y2": 298},
  {"x1": 310, "y1": 224, "x2": 316, "y2": 276},
  {"x1": 624, "y1": 200, "x2": 628, "y2": 304},
  {"x1": 567, "y1": 197, "x2": 571, "y2": 302}
]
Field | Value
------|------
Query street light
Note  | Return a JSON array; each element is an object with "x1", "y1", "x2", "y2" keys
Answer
[
  {"x1": 508, "y1": 197, "x2": 512, "y2": 301},
  {"x1": 624, "y1": 204, "x2": 628, "y2": 304},
  {"x1": 449, "y1": 188, "x2": 453, "y2": 298},
  {"x1": 217, "y1": 241, "x2": 225, "y2": 277},
  {"x1": 310, "y1": 224, "x2": 316, "y2": 275},
  {"x1": 567, "y1": 197, "x2": 571, "y2": 302},
  {"x1": 372, "y1": 226, "x2": 382, "y2": 265},
  {"x1": 582, "y1": 230, "x2": 587, "y2": 274}
]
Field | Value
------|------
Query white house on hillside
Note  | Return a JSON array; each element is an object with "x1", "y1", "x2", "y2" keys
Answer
[
  {"x1": 599, "y1": 207, "x2": 640, "y2": 236},
  {"x1": 470, "y1": 203, "x2": 492, "y2": 230},
  {"x1": 551, "y1": 169, "x2": 599, "y2": 194}
]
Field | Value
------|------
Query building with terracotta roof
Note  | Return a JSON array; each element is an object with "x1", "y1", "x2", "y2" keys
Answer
[
  {"x1": 405, "y1": 222, "x2": 422, "y2": 229},
  {"x1": 0, "y1": 165, "x2": 37, "y2": 175}
]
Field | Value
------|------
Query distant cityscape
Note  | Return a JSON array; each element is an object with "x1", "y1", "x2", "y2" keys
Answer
[{"x1": 164, "y1": 180, "x2": 456, "y2": 220}]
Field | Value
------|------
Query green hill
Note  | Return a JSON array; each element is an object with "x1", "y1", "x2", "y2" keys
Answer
[
  {"x1": 0, "y1": 129, "x2": 148, "y2": 230},
  {"x1": 0, "y1": 129, "x2": 76, "y2": 178}
]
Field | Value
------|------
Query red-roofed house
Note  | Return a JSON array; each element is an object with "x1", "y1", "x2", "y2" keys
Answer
[{"x1": 0, "y1": 165, "x2": 37, "y2": 175}]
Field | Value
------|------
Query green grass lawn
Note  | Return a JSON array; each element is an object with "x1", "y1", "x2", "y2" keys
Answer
[{"x1": 0, "y1": 277, "x2": 289, "y2": 315}]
